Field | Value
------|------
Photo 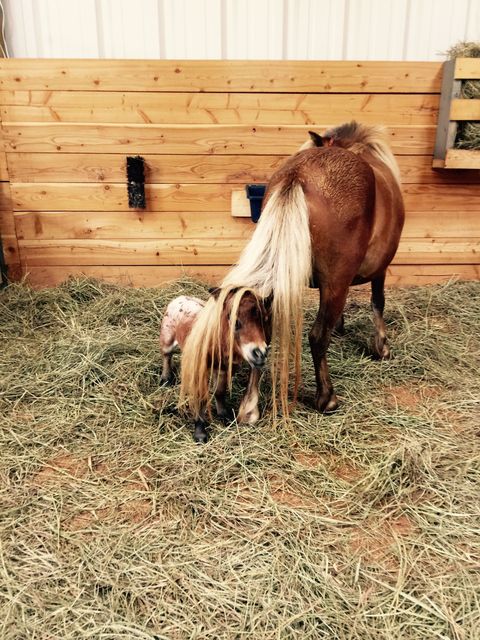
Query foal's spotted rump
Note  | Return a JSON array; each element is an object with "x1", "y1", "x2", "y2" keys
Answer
[{"x1": 160, "y1": 295, "x2": 205, "y2": 354}]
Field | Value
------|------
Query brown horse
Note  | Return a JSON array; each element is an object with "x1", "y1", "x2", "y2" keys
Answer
[
  {"x1": 181, "y1": 121, "x2": 404, "y2": 420},
  {"x1": 161, "y1": 289, "x2": 270, "y2": 442}
]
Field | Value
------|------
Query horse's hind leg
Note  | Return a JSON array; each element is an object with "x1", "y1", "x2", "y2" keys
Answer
[
  {"x1": 371, "y1": 272, "x2": 391, "y2": 359},
  {"x1": 309, "y1": 284, "x2": 349, "y2": 412},
  {"x1": 333, "y1": 313, "x2": 345, "y2": 336}
]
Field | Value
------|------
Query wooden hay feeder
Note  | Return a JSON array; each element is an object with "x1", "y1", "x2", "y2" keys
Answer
[{"x1": 433, "y1": 57, "x2": 480, "y2": 169}]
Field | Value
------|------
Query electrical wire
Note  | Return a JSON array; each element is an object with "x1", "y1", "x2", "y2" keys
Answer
[{"x1": 0, "y1": 0, "x2": 10, "y2": 58}]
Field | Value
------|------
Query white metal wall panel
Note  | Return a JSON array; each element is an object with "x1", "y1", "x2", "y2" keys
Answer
[
  {"x1": 404, "y1": 0, "x2": 474, "y2": 61},
  {"x1": 97, "y1": 0, "x2": 161, "y2": 58},
  {"x1": 285, "y1": 0, "x2": 346, "y2": 60},
  {"x1": 225, "y1": 0, "x2": 284, "y2": 59},
  {"x1": 2, "y1": 0, "x2": 480, "y2": 60},
  {"x1": 5, "y1": 0, "x2": 99, "y2": 57},
  {"x1": 163, "y1": 0, "x2": 222, "y2": 59},
  {"x1": 345, "y1": 0, "x2": 409, "y2": 60},
  {"x1": 466, "y1": 0, "x2": 480, "y2": 40}
]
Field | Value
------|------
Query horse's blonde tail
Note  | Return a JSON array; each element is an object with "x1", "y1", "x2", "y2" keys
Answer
[{"x1": 222, "y1": 180, "x2": 312, "y2": 418}]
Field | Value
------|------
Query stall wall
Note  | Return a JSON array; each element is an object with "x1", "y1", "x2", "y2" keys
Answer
[{"x1": 0, "y1": 58, "x2": 479, "y2": 286}]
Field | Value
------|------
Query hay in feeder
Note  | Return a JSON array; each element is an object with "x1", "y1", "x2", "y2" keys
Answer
[
  {"x1": 446, "y1": 41, "x2": 480, "y2": 149},
  {"x1": 0, "y1": 276, "x2": 480, "y2": 638}
]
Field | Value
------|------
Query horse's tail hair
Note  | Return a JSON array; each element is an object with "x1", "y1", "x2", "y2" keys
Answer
[{"x1": 222, "y1": 179, "x2": 312, "y2": 418}]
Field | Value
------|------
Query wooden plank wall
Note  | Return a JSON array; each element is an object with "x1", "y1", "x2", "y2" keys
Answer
[{"x1": 0, "y1": 59, "x2": 479, "y2": 287}]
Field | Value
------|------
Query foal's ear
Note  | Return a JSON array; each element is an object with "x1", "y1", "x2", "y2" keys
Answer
[
  {"x1": 308, "y1": 130, "x2": 324, "y2": 147},
  {"x1": 208, "y1": 287, "x2": 221, "y2": 299},
  {"x1": 263, "y1": 294, "x2": 274, "y2": 312}
]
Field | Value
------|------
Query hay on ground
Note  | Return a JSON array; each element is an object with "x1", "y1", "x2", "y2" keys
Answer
[{"x1": 0, "y1": 276, "x2": 479, "y2": 639}]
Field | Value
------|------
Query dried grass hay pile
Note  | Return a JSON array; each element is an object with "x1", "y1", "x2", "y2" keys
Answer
[{"x1": 1, "y1": 277, "x2": 479, "y2": 638}]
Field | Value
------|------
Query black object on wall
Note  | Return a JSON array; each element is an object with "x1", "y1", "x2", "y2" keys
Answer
[
  {"x1": 245, "y1": 184, "x2": 266, "y2": 223},
  {"x1": 127, "y1": 156, "x2": 146, "y2": 209}
]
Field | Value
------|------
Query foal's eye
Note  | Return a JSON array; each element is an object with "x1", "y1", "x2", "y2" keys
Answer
[{"x1": 235, "y1": 320, "x2": 242, "y2": 331}]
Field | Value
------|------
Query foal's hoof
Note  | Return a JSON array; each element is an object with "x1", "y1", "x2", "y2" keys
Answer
[
  {"x1": 237, "y1": 407, "x2": 260, "y2": 424},
  {"x1": 315, "y1": 392, "x2": 339, "y2": 414},
  {"x1": 160, "y1": 374, "x2": 175, "y2": 386},
  {"x1": 193, "y1": 424, "x2": 209, "y2": 444}
]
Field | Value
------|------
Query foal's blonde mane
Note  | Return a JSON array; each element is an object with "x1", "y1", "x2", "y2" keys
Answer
[{"x1": 179, "y1": 286, "x2": 260, "y2": 418}]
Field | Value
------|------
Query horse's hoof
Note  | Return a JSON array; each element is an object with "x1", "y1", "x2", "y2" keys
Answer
[
  {"x1": 373, "y1": 341, "x2": 391, "y2": 360},
  {"x1": 315, "y1": 392, "x2": 338, "y2": 413},
  {"x1": 160, "y1": 375, "x2": 175, "y2": 386},
  {"x1": 379, "y1": 345, "x2": 391, "y2": 360}
]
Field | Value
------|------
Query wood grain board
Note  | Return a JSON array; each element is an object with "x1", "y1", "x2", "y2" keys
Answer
[
  {"x1": 6, "y1": 153, "x2": 287, "y2": 184},
  {"x1": 2, "y1": 123, "x2": 436, "y2": 155},
  {"x1": 17, "y1": 237, "x2": 480, "y2": 267},
  {"x1": 444, "y1": 149, "x2": 480, "y2": 169},
  {"x1": 11, "y1": 182, "x2": 480, "y2": 213},
  {"x1": 0, "y1": 59, "x2": 443, "y2": 92},
  {"x1": 0, "y1": 91, "x2": 440, "y2": 125},
  {"x1": 22, "y1": 264, "x2": 480, "y2": 289},
  {"x1": 449, "y1": 98, "x2": 480, "y2": 120},
  {"x1": 7, "y1": 152, "x2": 480, "y2": 185},
  {"x1": 14, "y1": 211, "x2": 254, "y2": 240},
  {"x1": 14, "y1": 209, "x2": 480, "y2": 241},
  {"x1": 455, "y1": 58, "x2": 480, "y2": 80}
]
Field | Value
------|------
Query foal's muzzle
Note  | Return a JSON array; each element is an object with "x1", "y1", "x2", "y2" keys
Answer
[{"x1": 250, "y1": 346, "x2": 267, "y2": 368}]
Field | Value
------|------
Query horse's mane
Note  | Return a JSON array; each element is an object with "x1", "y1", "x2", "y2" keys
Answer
[
  {"x1": 324, "y1": 120, "x2": 401, "y2": 185},
  {"x1": 179, "y1": 286, "x2": 260, "y2": 418}
]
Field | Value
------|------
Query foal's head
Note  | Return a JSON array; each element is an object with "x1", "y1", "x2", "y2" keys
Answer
[{"x1": 211, "y1": 288, "x2": 270, "y2": 368}]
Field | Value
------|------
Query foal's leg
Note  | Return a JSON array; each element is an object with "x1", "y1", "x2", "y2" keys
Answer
[
  {"x1": 371, "y1": 272, "x2": 391, "y2": 359},
  {"x1": 309, "y1": 284, "x2": 349, "y2": 412},
  {"x1": 160, "y1": 350, "x2": 175, "y2": 384},
  {"x1": 193, "y1": 406, "x2": 209, "y2": 444},
  {"x1": 237, "y1": 367, "x2": 261, "y2": 424},
  {"x1": 214, "y1": 370, "x2": 232, "y2": 422}
]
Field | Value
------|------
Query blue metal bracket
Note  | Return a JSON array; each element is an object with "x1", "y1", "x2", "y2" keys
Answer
[{"x1": 245, "y1": 184, "x2": 266, "y2": 223}]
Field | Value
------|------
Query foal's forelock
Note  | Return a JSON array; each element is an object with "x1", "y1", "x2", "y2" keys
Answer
[{"x1": 179, "y1": 286, "x2": 264, "y2": 417}]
